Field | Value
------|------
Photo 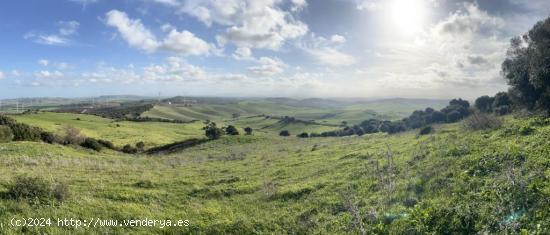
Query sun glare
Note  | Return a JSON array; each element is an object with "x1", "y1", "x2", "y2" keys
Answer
[{"x1": 390, "y1": 0, "x2": 428, "y2": 35}]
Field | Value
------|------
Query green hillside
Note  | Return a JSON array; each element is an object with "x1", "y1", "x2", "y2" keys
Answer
[{"x1": 1, "y1": 116, "x2": 549, "y2": 234}]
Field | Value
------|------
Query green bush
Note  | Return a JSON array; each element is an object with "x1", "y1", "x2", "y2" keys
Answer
[
  {"x1": 297, "y1": 132, "x2": 309, "y2": 138},
  {"x1": 204, "y1": 123, "x2": 222, "y2": 140},
  {"x1": 98, "y1": 139, "x2": 116, "y2": 150},
  {"x1": 81, "y1": 138, "x2": 103, "y2": 151},
  {"x1": 225, "y1": 125, "x2": 239, "y2": 135},
  {"x1": 40, "y1": 131, "x2": 59, "y2": 144},
  {"x1": 244, "y1": 127, "x2": 253, "y2": 135},
  {"x1": 7, "y1": 175, "x2": 69, "y2": 202},
  {"x1": 0, "y1": 125, "x2": 14, "y2": 143},
  {"x1": 419, "y1": 126, "x2": 433, "y2": 135},
  {"x1": 136, "y1": 141, "x2": 145, "y2": 151},
  {"x1": 463, "y1": 112, "x2": 502, "y2": 130},
  {"x1": 122, "y1": 144, "x2": 138, "y2": 154},
  {"x1": 279, "y1": 130, "x2": 290, "y2": 137}
]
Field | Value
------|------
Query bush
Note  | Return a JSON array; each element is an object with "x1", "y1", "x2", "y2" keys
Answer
[
  {"x1": 494, "y1": 105, "x2": 511, "y2": 116},
  {"x1": 244, "y1": 127, "x2": 253, "y2": 135},
  {"x1": 419, "y1": 126, "x2": 433, "y2": 135},
  {"x1": 446, "y1": 111, "x2": 462, "y2": 123},
  {"x1": 0, "y1": 125, "x2": 14, "y2": 143},
  {"x1": 279, "y1": 130, "x2": 290, "y2": 137},
  {"x1": 61, "y1": 125, "x2": 85, "y2": 145},
  {"x1": 136, "y1": 141, "x2": 145, "y2": 151},
  {"x1": 204, "y1": 123, "x2": 222, "y2": 140},
  {"x1": 134, "y1": 180, "x2": 154, "y2": 188},
  {"x1": 297, "y1": 132, "x2": 309, "y2": 138},
  {"x1": 225, "y1": 125, "x2": 240, "y2": 135},
  {"x1": 40, "y1": 131, "x2": 59, "y2": 144},
  {"x1": 7, "y1": 175, "x2": 69, "y2": 202},
  {"x1": 98, "y1": 139, "x2": 116, "y2": 150},
  {"x1": 122, "y1": 144, "x2": 138, "y2": 154},
  {"x1": 10, "y1": 123, "x2": 42, "y2": 141},
  {"x1": 81, "y1": 138, "x2": 103, "y2": 151},
  {"x1": 463, "y1": 112, "x2": 502, "y2": 130}
]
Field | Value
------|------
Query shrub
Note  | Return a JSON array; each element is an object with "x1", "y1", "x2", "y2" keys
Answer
[
  {"x1": 494, "y1": 105, "x2": 511, "y2": 116},
  {"x1": 0, "y1": 125, "x2": 14, "y2": 143},
  {"x1": 279, "y1": 130, "x2": 290, "y2": 137},
  {"x1": 40, "y1": 131, "x2": 59, "y2": 144},
  {"x1": 10, "y1": 123, "x2": 42, "y2": 141},
  {"x1": 81, "y1": 138, "x2": 103, "y2": 151},
  {"x1": 61, "y1": 125, "x2": 85, "y2": 145},
  {"x1": 204, "y1": 123, "x2": 222, "y2": 140},
  {"x1": 297, "y1": 132, "x2": 309, "y2": 138},
  {"x1": 225, "y1": 125, "x2": 240, "y2": 135},
  {"x1": 463, "y1": 112, "x2": 502, "y2": 130},
  {"x1": 419, "y1": 126, "x2": 433, "y2": 135},
  {"x1": 7, "y1": 175, "x2": 69, "y2": 202},
  {"x1": 446, "y1": 111, "x2": 462, "y2": 123},
  {"x1": 122, "y1": 144, "x2": 138, "y2": 154},
  {"x1": 136, "y1": 141, "x2": 145, "y2": 151},
  {"x1": 98, "y1": 139, "x2": 116, "y2": 150},
  {"x1": 134, "y1": 180, "x2": 154, "y2": 188},
  {"x1": 244, "y1": 127, "x2": 253, "y2": 135}
]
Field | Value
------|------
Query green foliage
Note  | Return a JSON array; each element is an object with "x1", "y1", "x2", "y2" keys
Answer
[
  {"x1": 136, "y1": 141, "x2": 145, "y2": 151},
  {"x1": 279, "y1": 130, "x2": 290, "y2": 137},
  {"x1": 297, "y1": 132, "x2": 309, "y2": 138},
  {"x1": 204, "y1": 122, "x2": 222, "y2": 140},
  {"x1": 121, "y1": 144, "x2": 138, "y2": 154},
  {"x1": 463, "y1": 112, "x2": 503, "y2": 130},
  {"x1": 224, "y1": 125, "x2": 240, "y2": 135},
  {"x1": 502, "y1": 17, "x2": 550, "y2": 112},
  {"x1": 7, "y1": 175, "x2": 69, "y2": 202},
  {"x1": 244, "y1": 127, "x2": 253, "y2": 135},
  {"x1": 475, "y1": 95, "x2": 495, "y2": 112},
  {"x1": 80, "y1": 138, "x2": 103, "y2": 151},
  {"x1": 419, "y1": 125, "x2": 433, "y2": 135},
  {"x1": 98, "y1": 139, "x2": 116, "y2": 150},
  {"x1": 0, "y1": 125, "x2": 14, "y2": 143}
]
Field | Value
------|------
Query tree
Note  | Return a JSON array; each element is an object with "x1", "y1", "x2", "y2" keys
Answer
[
  {"x1": 297, "y1": 132, "x2": 309, "y2": 138},
  {"x1": 279, "y1": 130, "x2": 290, "y2": 137},
  {"x1": 244, "y1": 127, "x2": 253, "y2": 135},
  {"x1": 204, "y1": 122, "x2": 222, "y2": 140},
  {"x1": 224, "y1": 125, "x2": 240, "y2": 135},
  {"x1": 136, "y1": 141, "x2": 145, "y2": 151},
  {"x1": 81, "y1": 138, "x2": 103, "y2": 151},
  {"x1": 502, "y1": 17, "x2": 550, "y2": 112},
  {"x1": 122, "y1": 144, "x2": 137, "y2": 154},
  {"x1": 61, "y1": 125, "x2": 85, "y2": 145},
  {"x1": 446, "y1": 111, "x2": 462, "y2": 123},
  {"x1": 475, "y1": 95, "x2": 495, "y2": 113}
]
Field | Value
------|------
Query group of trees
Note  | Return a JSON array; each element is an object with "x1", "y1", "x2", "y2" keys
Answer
[
  {"x1": 203, "y1": 121, "x2": 253, "y2": 140},
  {"x1": 474, "y1": 92, "x2": 512, "y2": 115}
]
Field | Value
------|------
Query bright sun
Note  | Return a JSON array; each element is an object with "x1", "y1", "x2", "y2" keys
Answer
[{"x1": 389, "y1": 0, "x2": 428, "y2": 35}]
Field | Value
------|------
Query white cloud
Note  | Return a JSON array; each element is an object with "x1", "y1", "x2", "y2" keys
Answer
[
  {"x1": 248, "y1": 57, "x2": 286, "y2": 77},
  {"x1": 356, "y1": 0, "x2": 381, "y2": 11},
  {"x1": 39, "y1": 59, "x2": 49, "y2": 66},
  {"x1": 34, "y1": 70, "x2": 64, "y2": 79},
  {"x1": 24, "y1": 33, "x2": 69, "y2": 45},
  {"x1": 11, "y1": 70, "x2": 21, "y2": 77},
  {"x1": 161, "y1": 30, "x2": 211, "y2": 56},
  {"x1": 0, "y1": 71, "x2": 4, "y2": 80},
  {"x1": 308, "y1": 48, "x2": 356, "y2": 66},
  {"x1": 179, "y1": 0, "x2": 308, "y2": 50},
  {"x1": 232, "y1": 47, "x2": 253, "y2": 60},
  {"x1": 330, "y1": 34, "x2": 346, "y2": 43},
  {"x1": 105, "y1": 10, "x2": 160, "y2": 53},
  {"x1": 143, "y1": 57, "x2": 205, "y2": 82},
  {"x1": 58, "y1": 21, "x2": 80, "y2": 36},
  {"x1": 104, "y1": 10, "x2": 213, "y2": 56}
]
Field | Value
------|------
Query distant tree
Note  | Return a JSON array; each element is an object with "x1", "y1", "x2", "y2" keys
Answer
[
  {"x1": 419, "y1": 126, "x2": 433, "y2": 135},
  {"x1": 279, "y1": 130, "x2": 290, "y2": 137},
  {"x1": 297, "y1": 132, "x2": 309, "y2": 138},
  {"x1": 475, "y1": 95, "x2": 495, "y2": 113},
  {"x1": 204, "y1": 122, "x2": 222, "y2": 140},
  {"x1": 502, "y1": 17, "x2": 550, "y2": 112},
  {"x1": 492, "y1": 92, "x2": 512, "y2": 107},
  {"x1": 446, "y1": 110, "x2": 462, "y2": 123},
  {"x1": 449, "y1": 98, "x2": 470, "y2": 108},
  {"x1": 341, "y1": 121, "x2": 348, "y2": 127},
  {"x1": 232, "y1": 113, "x2": 240, "y2": 119},
  {"x1": 224, "y1": 125, "x2": 240, "y2": 135},
  {"x1": 244, "y1": 127, "x2": 253, "y2": 135},
  {"x1": 429, "y1": 111, "x2": 447, "y2": 123}
]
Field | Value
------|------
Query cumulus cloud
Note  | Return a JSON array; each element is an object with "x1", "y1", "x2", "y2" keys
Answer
[
  {"x1": 142, "y1": 57, "x2": 205, "y2": 82},
  {"x1": 177, "y1": 0, "x2": 308, "y2": 50},
  {"x1": 0, "y1": 71, "x2": 4, "y2": 80},
  {"x1": 330, "y1": 34, "x2": 346, "y2": 43},
  {"x1": 104, "y1": 10, "x2": 213, "y2": 56},
  {"x1": 34, "y1": 70, "x2": 64, "y2": 79},
  {"x1": 248, "y1": 57, "x2": 286, "y2": 77}
]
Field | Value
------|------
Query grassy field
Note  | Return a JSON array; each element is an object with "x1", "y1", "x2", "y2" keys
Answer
[
  {"x1": 0, "y1": 115, "x2": 549, "y2": 234},
  {"x1": 11, "y1": 112, "x2": 205, "y2": 148}
]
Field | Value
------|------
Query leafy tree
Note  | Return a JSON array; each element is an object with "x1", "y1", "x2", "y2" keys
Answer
[
  {"x1": 279, "y1": 130, "x2": 290, "y2": 137},
  {"x1": 475, "y1": 95, "x2": 495, "y2": 113},
  {"x1": 446, "y1": 111, "x2": 462, "y2": 123},
  {"x1": 204, "y1": 122, "x2": 222, "y2": 140},
  {"x1": 136, "y1": 141, "x2": 145, "y2": 151},
  {"x1": 244, "y1": 127, "x2": 253, "y2": 135},
  {"x1": 297, "y1": 132, "x2": 309, "y2": 138},
  {"x1": 502, "y1": 17, "x2": 550, "y2": 112},
  {"x1": 224, "y1": 125, "x2": 240, "y2": 135}
]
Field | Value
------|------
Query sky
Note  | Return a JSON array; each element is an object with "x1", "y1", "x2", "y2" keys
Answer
[{"x1": 0, "y1": 0, "x2": 548, "y2": 99}]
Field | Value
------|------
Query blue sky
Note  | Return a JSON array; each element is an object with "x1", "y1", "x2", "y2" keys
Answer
[{"x1": 0, "y1": 0, "x2": 548, "y2": 99}]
